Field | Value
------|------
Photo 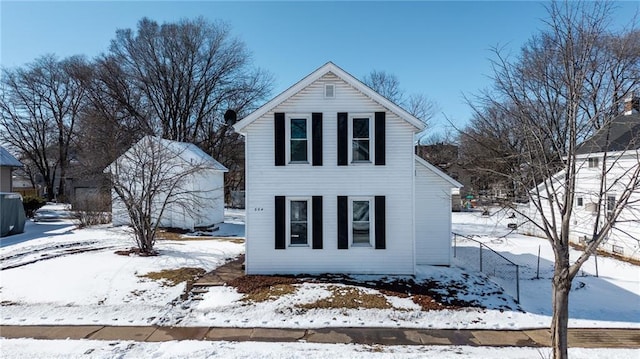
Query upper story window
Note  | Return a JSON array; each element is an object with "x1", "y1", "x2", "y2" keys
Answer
[
  {"x1": 286, "y1": 115, "x2": 312, "y2": 164},
  {"x1": 588, "y1": 157, "x2": 599, "y2": 168},
  {"x1": 275, "y1": 112, "x2": 322, "y2": 167},
  {"x1": 576, "y1": 197, "x2": 583, "y2": 207},
  {"x1": 349, "y1": 114, "x2": 374, "y2": 163},
  {"x1": 337, "y1": 112, "x2": 384, "y2": 166}
]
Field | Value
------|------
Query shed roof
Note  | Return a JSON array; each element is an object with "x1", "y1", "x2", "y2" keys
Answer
[
  {"x1": 107, "y1": 136, "x2": 228, "y2": 172},
  {"x1": 233, "y1": 62, "x2": 426, "y2": 132},
  {"x1": 0, "y1": 146, "x2": 23, "y2": 168}
]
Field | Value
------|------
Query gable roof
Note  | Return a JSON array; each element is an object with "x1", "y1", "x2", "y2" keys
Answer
[
  {"x1": 576, "y1": 112, "x2": 640, "y2": 155},
  {"x1": 414, "y1": 155, "x2": 463, "y2": 188},
  {"x1": 108, "y1": 136, "x2": 228, "y2": 172},
  {"x1": 0, "y1": 146, "x2": 23, "y2": 168},
  {"x1": 233, "y1": 62, "x2": 426, "y2": 132}
]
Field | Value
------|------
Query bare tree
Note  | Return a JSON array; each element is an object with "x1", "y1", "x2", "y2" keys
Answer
[
  {"x1": 92, "y1": 17, "x2": 272, "y2": 196},
  {"x1": 465, "y1": 2, "x2": 639, "y2": 358},
  {"x1": 0, "y1": 55, "x2": 87, "y2": 200},
  {"x1": 106, "y1": 136, "x2": 223, "y2": 255},
  {"x1": 362, "y1": 70, "x2": 438, "y2": 127}
]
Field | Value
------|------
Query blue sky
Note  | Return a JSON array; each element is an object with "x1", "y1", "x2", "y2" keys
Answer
[{"x1": 1, "y1": 1, "x2": 638, "y2": 134}]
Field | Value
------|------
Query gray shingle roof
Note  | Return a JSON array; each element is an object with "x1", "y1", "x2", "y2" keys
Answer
[
  {"x1": 0, "y1": 146, "x2": 23, "y2": 167},
  {"x1": 576, "y1": 112, "x2": 640, "y2": 155}
]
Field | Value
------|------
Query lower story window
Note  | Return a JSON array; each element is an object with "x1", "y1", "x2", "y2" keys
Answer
[
  {"x1": 290, "y1": 200, "x2": 308, "y2": 245},
  {"x1": 352, "y1": 199, "x2": 371, "y2": 245}
]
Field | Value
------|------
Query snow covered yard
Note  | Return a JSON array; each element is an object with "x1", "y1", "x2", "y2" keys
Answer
[
  {"x1": 0, "y1": 206, "x2": 639, "y2": 358},
  {"x1": 0, "y1": 205, "x2": 244, "y2": 326},
  {"x1": 452, "y1": 208, "x2": 640, "y2": 328},
  {"x1": 0, "y1": 206, "x2": 638, "y2": 330}
]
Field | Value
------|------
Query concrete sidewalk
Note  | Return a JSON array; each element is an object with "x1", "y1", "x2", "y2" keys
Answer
[{"x1": 1, "y1": 325, "x2": 639, "y2": 348}]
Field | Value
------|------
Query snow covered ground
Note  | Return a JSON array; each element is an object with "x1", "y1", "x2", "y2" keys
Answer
[
  {"x1": 2, "y1": 338, "x2": 638, "y2": 359},
  {"x1": 0, "y1": 205, "x2": 638, "y2": 358}
]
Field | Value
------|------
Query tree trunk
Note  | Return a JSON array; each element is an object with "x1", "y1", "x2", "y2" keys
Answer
[{"x1": 551, "y1": 249, "x2": 571, "y2": 359}]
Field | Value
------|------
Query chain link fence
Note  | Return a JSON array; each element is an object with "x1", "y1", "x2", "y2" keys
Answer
[{"x1": 452, "y1": 232, "x2": 520, "y2": 303}]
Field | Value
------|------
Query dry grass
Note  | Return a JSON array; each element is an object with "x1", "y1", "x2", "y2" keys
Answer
[
  {"x1": 156, "y1": 229, "x2": 245, "y2": 244},
  {"x1": 228, "y1": 275, "x2": 298, "y2": 302},
  {"x1": 140, "y1": 267, "x2": 206, "y2": 287},
  {"x1": 297, "y1": 285, "x2": 392, "y2": 310},
  {"x1": 243, "y1": 284, "x2": 298, "y2": 302}
]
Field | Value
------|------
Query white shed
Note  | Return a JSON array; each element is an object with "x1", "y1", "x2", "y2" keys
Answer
[{"x1": 108, "y1": 136, "x2": 227, "y2": 230}]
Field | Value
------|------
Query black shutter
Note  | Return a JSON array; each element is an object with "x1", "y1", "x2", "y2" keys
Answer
[
  {"x1": 375, "y1": 112, "x2": 385, "y2": 165},
  {"x1": 337, "y1": 112, "x2": 348, "y2": 166},
  {"x1": 275, "y1": 196, "x2": 286, "y2": 249},
  {"x1": 312, "y1": 113, "x2": 323, "y2": 166},
  {"x1": 337, "y1": 196, "x2": 348, "y2": 249},
  {"x1": 312, "y1": 196, "x2": 323, "y2": 249},
  {"x1": 375, "y1": 196, "x2": 386, "y2": 249},
  {"x1": 274, "y1": 113, "x2": 285, "y2": 166}
]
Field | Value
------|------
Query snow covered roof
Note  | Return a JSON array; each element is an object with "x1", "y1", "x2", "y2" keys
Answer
[
  {"x1": 109, "y1": 136, "x2": 228, "y2": 172},
  {"x1": 0, "y1": 146, "x2": 23, "y2": 168},
  {"x1": 233, "y1": 62, "x2": 426, "y2": 132},
  {"x1": 414, "y1": 155, "x2": 463, "y2": 188},
  {"x1": 160, "y1": 138, "x2": 228, "y2": 172}
]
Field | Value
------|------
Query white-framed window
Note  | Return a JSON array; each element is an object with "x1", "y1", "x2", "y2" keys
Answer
[
  {"x1": 576, "y1": 197, "x2": 584, "y2": 207},
  {"x1": 588, "y1": 157, "x2": 599, "y2": 168},
  {"x1": 348, "y1": 113, "x2": 374, "y2": 163},
  {"x1": 606, "y1": 194, "x2": 616, "y2": 217},
  {"x1": 287, "y1": 197, "x2": 311, "y2": 246},
  {"x1": 349, "y1": 197, "x2": 374, "y2": 246},
  {"x1": 324, "y1": 83, "x2": 335, "y2": 98},
  {"x1": 285, "y1": 114, "x2": 312, "y2": 164}
]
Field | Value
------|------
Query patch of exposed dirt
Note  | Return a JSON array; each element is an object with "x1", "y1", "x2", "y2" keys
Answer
[
  {"x1": 140, "y1": 267, "x2": 207, "y2": 287},
  {"x1": 114, "y1": 248, "x2": 158, "y2": 257},
  {"x1": 228, "y1": 275, "x2": 298, "y2": 294},
  {"x1": 225, "y1": 273, "x2": 486, "y2": 311},
  {"x1": 297, "y1": 285, "x2": 392, "y2": 310}
]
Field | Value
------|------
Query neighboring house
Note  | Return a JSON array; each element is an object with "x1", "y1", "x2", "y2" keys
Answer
[
  {"x1": 233, "y1": 62, "x2": 461, "y2": 275},
  {"x1": 519, "y1": 95, "x2": 640, "y2": 261},
  {"x1": 108, "y1": 136, "x2": 228, "y2": 230},
  {"x1": 0, "y1": 146, "x2": 23, "y2": 192}
]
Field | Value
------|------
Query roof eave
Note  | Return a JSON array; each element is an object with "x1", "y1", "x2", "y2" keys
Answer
[
  {"x1": 233, "y1": 62, "x2": 426, "y2": 133},
  {"x1": 414, "y1": 155, "x2": 463, "y2": 188}
]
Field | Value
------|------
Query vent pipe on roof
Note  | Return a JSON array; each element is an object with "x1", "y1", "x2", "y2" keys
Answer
[{"x1": 224, "y1": 109, "x2": 237, "y2": 125}]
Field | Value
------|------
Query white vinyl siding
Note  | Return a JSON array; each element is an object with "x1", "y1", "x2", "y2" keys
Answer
[
  {"x1": 243, "y1": 72, "x2": 416, "y2": 274},
  {"x1": 414, "y1": 158, "x2": 454, "y2": 265}
]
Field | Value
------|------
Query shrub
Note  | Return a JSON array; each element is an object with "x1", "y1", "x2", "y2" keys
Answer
[{"x1": 22, "y1": 196, "x2": 46, "y2": 217}]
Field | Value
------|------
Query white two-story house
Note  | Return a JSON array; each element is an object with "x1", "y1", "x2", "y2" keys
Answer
[{"x1": 233, "y1": 62, "x2": 461, "y2": 275}]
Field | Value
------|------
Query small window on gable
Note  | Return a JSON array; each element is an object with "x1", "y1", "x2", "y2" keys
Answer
[
  {"x1": 576, "y1": 197, "x2": 583, "y2": 207},
  {"x1": 324, "y1": 84, "x2": 335, "y2": 98},
  {"x1": 588, "y1": 157, "x2": 599, "y2": 168}
]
